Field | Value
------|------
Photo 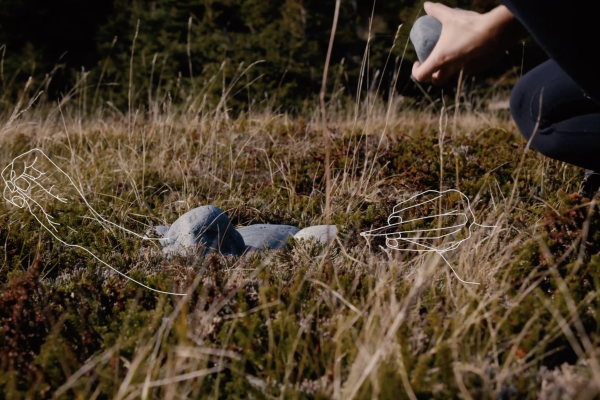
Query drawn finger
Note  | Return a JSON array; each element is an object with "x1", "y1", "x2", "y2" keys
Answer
[{"x1": 361, "y1": 213, "x2": 468, "y2": 238}]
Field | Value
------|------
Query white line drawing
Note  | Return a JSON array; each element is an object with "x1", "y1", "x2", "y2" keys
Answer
[
  {"x1": 2, "y1": 148, "x2": 186, "y2": 296},
  {"x1": 360, "y1": 189, "x2": 497, "y2": 285}
]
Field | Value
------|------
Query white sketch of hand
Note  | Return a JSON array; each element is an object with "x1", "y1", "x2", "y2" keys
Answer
[
  {"x1": 2, "y1": 148, "x2": 185, "y2": 296},
  {"x1": 3, "y1": 149, "x2": 70, "y2": 232},
  {"x1": 360, "y1": 189, "x2": 496, "y2": 285}
]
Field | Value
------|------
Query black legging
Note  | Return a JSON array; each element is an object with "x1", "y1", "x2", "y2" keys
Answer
[{"x1": 501, "y1": 0, "x2": 600, "y2": 171}]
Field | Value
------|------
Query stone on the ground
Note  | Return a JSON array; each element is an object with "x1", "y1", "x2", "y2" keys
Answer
[
  {"x1": 237, "y1": 224, "x2": 301, "y2": 252},
  {"x1": 294, "y1": 225, "x2": 338, "y2": 244},
  {"x1": 161, "y1": 205, "x2": 245, "y2": 257}
]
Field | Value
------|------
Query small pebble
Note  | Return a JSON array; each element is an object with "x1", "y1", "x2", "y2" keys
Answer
[{"x1": 294, "y1": 225, "x2": 338, "y2": 244}]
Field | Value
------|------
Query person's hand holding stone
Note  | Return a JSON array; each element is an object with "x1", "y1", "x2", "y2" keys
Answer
[{"x1": 412, "y1": 2, "x2": 524, "y2": 85}]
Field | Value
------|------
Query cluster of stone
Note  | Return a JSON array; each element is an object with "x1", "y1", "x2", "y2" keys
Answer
[{"x1": 150, "y1": 205, "x2": 337, "y2": 257}]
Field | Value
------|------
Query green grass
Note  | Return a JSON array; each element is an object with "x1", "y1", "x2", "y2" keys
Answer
[{"x1": 1, "y1": 89, "x2": 599, "y2": 399}]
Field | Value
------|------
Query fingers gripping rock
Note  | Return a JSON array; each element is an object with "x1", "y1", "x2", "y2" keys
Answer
[
  {"x1": 410, "y1": 15, "x2": 442, "y2": 64},
  {"x1": 409, "y1": 8, "x2": 462, "y2": 64}
]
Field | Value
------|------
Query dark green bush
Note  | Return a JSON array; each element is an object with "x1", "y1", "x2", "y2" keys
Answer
[{"x1": 0, "y1": 0, "x2": 500, "y2": 110}]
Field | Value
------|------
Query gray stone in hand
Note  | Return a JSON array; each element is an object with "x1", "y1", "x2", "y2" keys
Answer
[
  {"x1": 161, "y1": 205, "x2": 245, "y2": 257},
  {"x1": 410, "y1": 15, "x2": 442, "y2": 63},
  {"x1": 237, "y1": 224, "x2": 301, "y2": 252},
  {"x1": 294, "y1": 225, "x2": 338, "y2": 244}
]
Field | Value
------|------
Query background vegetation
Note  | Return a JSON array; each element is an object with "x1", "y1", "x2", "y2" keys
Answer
[
  {"x1": 2, "y1": 0, "x2": 598, "y2": 399},
  {"x1": 1, "y1": 0, "x2": 547, "y2": 111},
  {"x1": 1, "y1": 69, "x2": 599, "y2": 398}
]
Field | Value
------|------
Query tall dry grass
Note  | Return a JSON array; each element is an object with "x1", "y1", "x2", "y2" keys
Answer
[{"x1": 1, "y1": 19, "x2": 599, "y2": 399}]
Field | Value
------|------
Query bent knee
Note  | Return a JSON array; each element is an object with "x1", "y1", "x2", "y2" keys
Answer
[
  {"x1": 526, "y1": 129, "x2": 567, "y2": 160},
  {"x1": 510, "y1": 78, "x2": 544, "y2": 141}
]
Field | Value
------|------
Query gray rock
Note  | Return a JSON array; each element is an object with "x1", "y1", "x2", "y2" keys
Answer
[
  {"x1": 161, "y1": 205, "x2": 245, "y2": 257},
  {"x1": 237, "y1": 224, "x2": 300, "y2": 252},
  {"x1": 294, "y1": 225, "x2": 338, "y2": 244},
  {"x1": 409, "y1": 9, "x2": 463, "y2": 64},
  {"x1": 410, "y1": 15, "x2": 442, "y2": 63}
]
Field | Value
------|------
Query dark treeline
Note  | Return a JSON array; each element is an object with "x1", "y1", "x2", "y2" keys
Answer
[{"x1": 0, "y1": 0, "x2": 546, "y2": 112}]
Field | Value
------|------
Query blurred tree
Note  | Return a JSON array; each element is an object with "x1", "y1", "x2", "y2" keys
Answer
[
  {"x1": 96, "y1": 0, "x2": 375, "y2": 111},
  {"x1": 1, "y1": 0, "x2": 537, "y2": 112},
  {"x1": 0, "y1": 0, "x2": 113, "y2": 96}
]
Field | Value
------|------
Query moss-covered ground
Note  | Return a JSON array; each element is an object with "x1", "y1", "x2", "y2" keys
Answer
[{"x1": 1, "y1": 98, "x2": 599, "y2": 399}]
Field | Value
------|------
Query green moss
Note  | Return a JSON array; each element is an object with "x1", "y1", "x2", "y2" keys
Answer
[{"x1": 0, "y1": 106, "x2": 595, "y2": 398}]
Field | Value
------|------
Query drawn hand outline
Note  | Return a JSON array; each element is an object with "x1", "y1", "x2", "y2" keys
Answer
[
  {"x1": 2, "y1": 148, "x2": 186, "y2": 296},
  {"x1": 360, "y1": 189, "x2": 497, "y2": 285}
]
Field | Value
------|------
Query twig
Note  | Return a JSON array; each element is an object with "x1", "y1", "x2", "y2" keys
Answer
[{"x1": 319, "y1": 0, "x2": 341, "y2": 255}]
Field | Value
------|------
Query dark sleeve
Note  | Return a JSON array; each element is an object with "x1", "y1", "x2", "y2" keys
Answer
[{"x1": 501, "y1": 0, "x2": 600, "y2": 101}]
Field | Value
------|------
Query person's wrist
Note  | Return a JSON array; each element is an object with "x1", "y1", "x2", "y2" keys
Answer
[
  {"x1": 480, "y1": 6, "x2": 522, "y2": 50},
  {"x1": 482, "y1": 7, "x2": 511, "y2": 33}
]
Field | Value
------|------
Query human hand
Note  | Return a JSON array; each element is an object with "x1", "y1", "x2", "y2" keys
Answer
[{"x1": 412, "y1": 3, "x2": 519, "y2": 85}]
